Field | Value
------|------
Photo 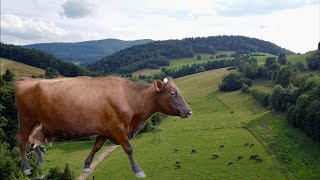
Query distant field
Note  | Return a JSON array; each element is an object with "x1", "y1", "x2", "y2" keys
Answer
[
  {"x1": 132, "y1": 69, "x2": 161, "y2": 77},
  {"x1": 132, "y1": 51, "x2": 276, "y2": 76},
  {"x1": 287, "y1": 51, "x2": 316, "y2": 65},
  {"x1": 255, "y1": 53, "x2": 276, "y2": 65},
  {"x1": 0, "y1": 58, "x2": 45, "y2": 77}
]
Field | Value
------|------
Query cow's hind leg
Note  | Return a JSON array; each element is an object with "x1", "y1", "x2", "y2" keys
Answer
[
  {"x1": 83, "y1": 136, "x2": 108, "y2": 173},
  {"x1": 114, "y1": 128, "x2": 146, "y2": 178},
  {"x1": 17, "y1": 129, "x2": 32, "y2": 175}
]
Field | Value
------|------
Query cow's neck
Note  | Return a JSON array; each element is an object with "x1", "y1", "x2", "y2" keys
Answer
[{"x1": 129, "y1": 83, "x2": 160, "y2": 135}]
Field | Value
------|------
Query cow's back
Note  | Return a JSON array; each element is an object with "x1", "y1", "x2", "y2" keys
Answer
[{"x1": 14, "y1": 77, "x2": 130, "y2": 138}]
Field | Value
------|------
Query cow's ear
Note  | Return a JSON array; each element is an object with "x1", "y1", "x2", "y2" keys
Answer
[{"x1": 154, "y1": 80, "x2": 164, "y2": 92}]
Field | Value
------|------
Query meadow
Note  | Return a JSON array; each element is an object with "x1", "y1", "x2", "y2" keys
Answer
[
  {"x1": 0, "y1": 58, "x2": 45, "y2": 77},
  {"x1": 133, "y1": 51, "x2": 275, "y2": 76}
]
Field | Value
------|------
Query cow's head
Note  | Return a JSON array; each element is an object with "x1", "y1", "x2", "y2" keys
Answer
[{"x1": 154, "y1": 77, "x2": 192, "y2": 118}]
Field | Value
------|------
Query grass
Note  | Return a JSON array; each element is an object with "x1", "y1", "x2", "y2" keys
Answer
[
  {"x1": 132, "y1": 69, "x2": 161, "y2": 77},
  {"x1": 42, "y1": 141, "x2": 109, "y2": 175},
  {"x1": 0, "y1": 58, "x2": 45, "y2": 77},
  {"x1": 287, "y1": 51, "x2": 316, "y2": 65},
  {"x1": 248, "y1": 112, "x2": 320, "y2": 179},
  {"x1": 132, "y1": 51, "x2": 276, "y2": 76},
  {"x1": 251, "y1": 80, "x2": 276, "y2": 93},
  {"x1": 39, "y1": 67, "x2": 320, "y2": 179},
  {"x1": 90, "y1": 68, "x2": 288, "y2": 179}
]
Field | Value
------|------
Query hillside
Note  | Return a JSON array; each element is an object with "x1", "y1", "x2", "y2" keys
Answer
[
  {"x1": 0, "y1": 58, "x2": 45, "y2": 77},
  {"x1": 24, "y1": 39, "x2": 153, "y2": 64},
  {"x1": 22, "y1": 68, "x2": 320, "y2": 179},
  {"x1": 88, "y1": 35, "x2": 295, "y2": 74},
  {"x1": 0, "y1": 43, "x2": 96, "y2": 77},
  {"x1": 288, "y1": 50, "x2": 317, "y2": 65}
]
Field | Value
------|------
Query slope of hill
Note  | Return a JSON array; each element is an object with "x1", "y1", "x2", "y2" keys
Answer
[
  {"x1": 0, "y1": 58, "x2": 45, "y2": 77},
  {"x1": 40, "y1": 68, "x2": 320, "y2": 179},
  {"x1": 288, "y1": 50, "x2": 317, "y2": 65},
  {"x1": 24, "y1": 39, "x2": 153, "y2": 64},
  {"x1": 0, "y1": 43, "x2": 96, "y2": 77},
  {"x1": 88, "y1": 35, "x2": 295, "y2": 74}
]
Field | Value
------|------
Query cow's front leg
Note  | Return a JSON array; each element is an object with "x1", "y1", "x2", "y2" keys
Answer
[
  {"x1": 34, "y1": 146, "x2": 44, "y2": 168},
  {"x1": 114, "y1": 127, "x2": 146, "y2": 178},
  {"x1": 83, "y1": 136, "x2": 108, "y2": 173}
]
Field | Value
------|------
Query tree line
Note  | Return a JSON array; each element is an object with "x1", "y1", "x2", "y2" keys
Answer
[
  {"x1": 0, "y1": 43, "x2": 98, "y2": 77},
  {"x1": 88, "y1": 35, "x2": 294, "y2": 74}
]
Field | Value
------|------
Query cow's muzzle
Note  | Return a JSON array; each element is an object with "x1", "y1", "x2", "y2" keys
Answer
[{"x1": 180, "y1": 110, "x2": 192, "y2": 118}]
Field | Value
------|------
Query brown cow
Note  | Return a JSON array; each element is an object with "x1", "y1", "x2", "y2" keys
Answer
[{"x1": 14, "y1": 76, "x2": 192, "y2": 178}]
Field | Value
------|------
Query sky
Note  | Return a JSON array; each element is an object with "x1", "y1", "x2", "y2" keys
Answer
[{"x1": 1, "y1": 0, "x2": 319, "y2": 53}]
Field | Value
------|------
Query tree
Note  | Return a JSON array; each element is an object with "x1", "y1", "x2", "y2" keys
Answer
[
  {"x1": 45, "y1": 67, "x2": 59, "y2": 79},
  {"x1": 197, "y1": 55, "x2": 202, "y2": 60},
  {"x1": 276, "y1": 66, "x2": 294, "y2": 87},
  {"x1": 2, "y1": 69, "x2": 15, "y2": 82},
  {"x1": 219, "y1": 73, "x2": 252, "y2": 91},
  {"x1": 265, "y1": 57, "x2": 280, "y2": 70},
  {"x1": 306, "y1": 51, "x2": 320, "y2": 70},
  {"x1": 195, "y1": 66, "x2": 205, "y2": 73},
  {"x1": 270, "y1": 84, "x2": 283, "y2": 111},
  {"x1": 241, "y1": 63, "x2": 259, "y2": 79},
  {"x1": 278, "y1": 53, "x2": 287, "y2": 65},
  {"x1": 293, "y1": 62, "x2": 306, "y2": 71},
  {"x1": 265, "y1": 57, "x2": 277, "y2": 69}
]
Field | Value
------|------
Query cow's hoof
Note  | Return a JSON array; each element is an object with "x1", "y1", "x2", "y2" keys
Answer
[
  {"x1": 24, "y1": 169, "x2": 32, "y2": 175},
  {"x1": 83, "y1": 168, "x2": 92, "y2": 173},
  {"x1": 135, "y1": 171, "x2": 146, "y2": 178}
]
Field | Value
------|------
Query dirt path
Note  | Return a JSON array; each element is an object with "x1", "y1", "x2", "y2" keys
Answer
[{"x1": 77, "y1": 145, "x2": 119, "y2": 180}]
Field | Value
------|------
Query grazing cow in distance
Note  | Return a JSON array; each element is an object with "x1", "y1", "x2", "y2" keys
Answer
[{"x1": 14, "y1": 76, "x2": 192, "y2": 178}]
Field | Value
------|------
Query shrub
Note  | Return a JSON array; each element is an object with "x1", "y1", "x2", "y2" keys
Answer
[
  {"x1": 46, "y1": 163, "x2": 75, "y2": 180},
  {"x1": 270, "y1": 85, "x2": 284, "y2": 111},
  {"x1": 250, "y1": 89, "x2": 270, "y2": 107},
  {"x1": 219, "y1": 73, "x2": 252, "y2": 92},
  {"x1": 0, "y1": 142, "x2": 26, "y2": 180},
  {"x1": 241, "y1": 83, "x2": 250, "y2": 93}
]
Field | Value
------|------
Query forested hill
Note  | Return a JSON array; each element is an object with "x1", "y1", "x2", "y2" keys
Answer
[
  {"x1": 24, "y1": 39, "x2": 153, "y2": 64},
  {"x1": 0, "y1": 43, "x2": 97, "y2": 77},
  {"x1": 88, "y1": 35, "x2": 295, "y2": 74}
]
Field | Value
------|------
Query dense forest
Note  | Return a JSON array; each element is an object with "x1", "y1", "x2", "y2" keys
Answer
[
  {"x1": 88, "y1": 35, "x2": 294, "y2": 74},
  {"x1": 0, "y1": 43, "x2": 97, "y2": 77},
  {"x1": 24, "y1": 39, "x2": 153, "y2": 64}
]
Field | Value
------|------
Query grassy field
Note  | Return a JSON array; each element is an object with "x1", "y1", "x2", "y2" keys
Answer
[
  {"x1": 251, "y1": 80, "x2": 276, "y2": 93},
  {"x1": 248, "y1": 112, "x2": 320, "y2": 179},
  {"x1": 0, "y1": 58, "x2": 45, "y2": 77},
  {"x1": 42, "y1": 141, "x2": 110, "y2": 175},
  {"x1": 132, "y1": 69, "x2": 161, "y2": 76},
  {"x1": 39, "y1": 67, "x2": 320, "y2": 179},
  {"x1": 287, "y1": 51, "x2": 316, "y2": 65},
  {"x1": 132, "y1": 51, "x2": 276, "y2": 76},
  {"x1": 90, "y1": 69, "x2": 288, "y2": 179}
]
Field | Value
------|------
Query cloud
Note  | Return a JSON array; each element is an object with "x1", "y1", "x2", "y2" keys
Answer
[
  {"x1": 1, "y1": 14, "x2": 66, "y2": 40},
  {"x1": 0, "y1": 14, "x2": 104, "y2": 44},
  {"x1": 214, "y1": 0, "x2": 320, "y2": 16},
  {"x1": 60, "y1": 0, "x2": 94, "y2": 19}
]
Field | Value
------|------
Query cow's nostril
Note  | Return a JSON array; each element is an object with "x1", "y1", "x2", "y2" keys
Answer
[{"x1": 187, "y1": 111, "x2": 192, "y2": 116}]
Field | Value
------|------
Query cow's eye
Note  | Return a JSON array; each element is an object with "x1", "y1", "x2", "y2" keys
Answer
[{"x1": 171, "y1": 92, "x2": 176, "y2": 96}]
